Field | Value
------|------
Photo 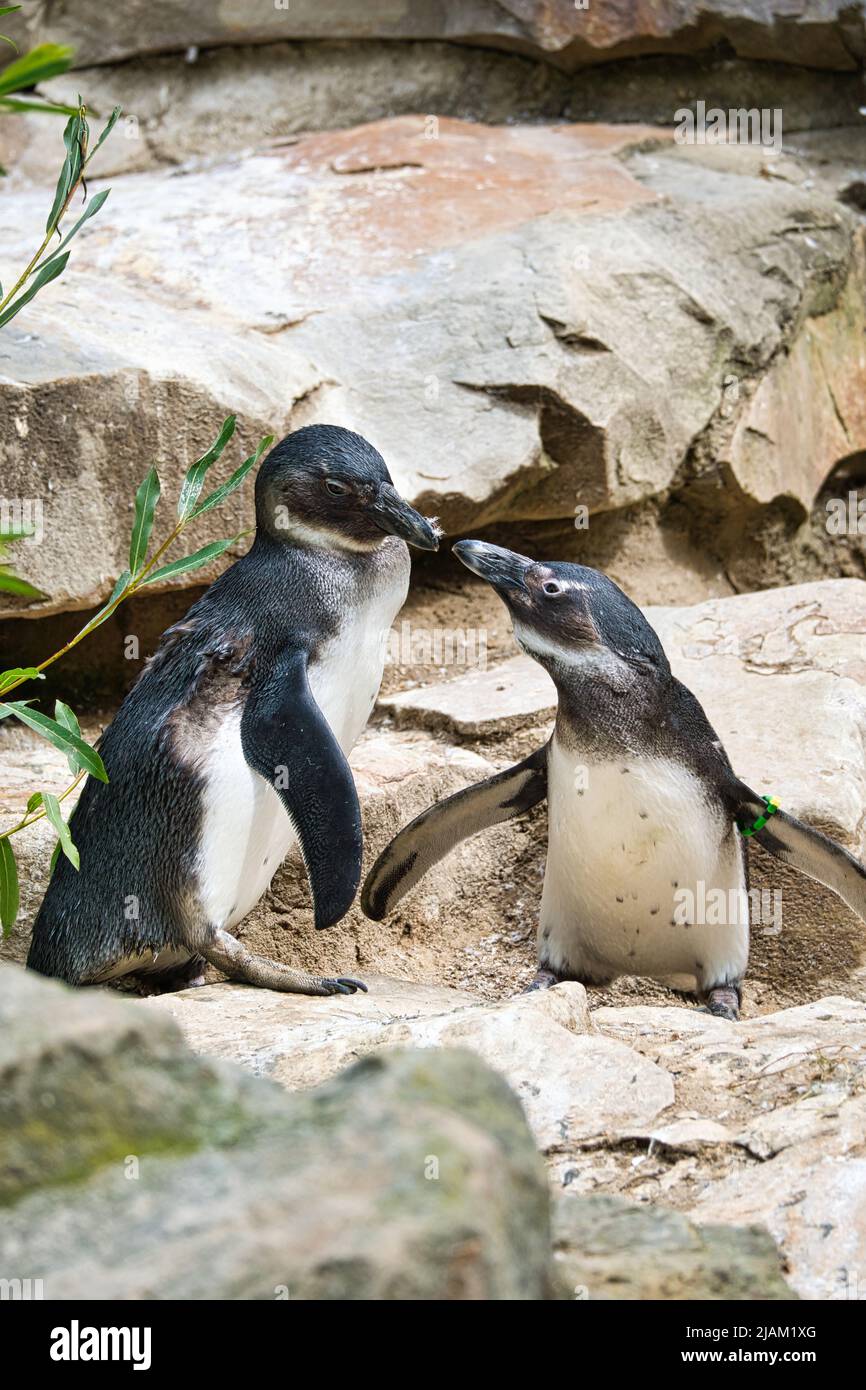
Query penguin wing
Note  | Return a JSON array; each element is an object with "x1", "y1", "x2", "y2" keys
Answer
[
  {"x1": 733, "y1": 778, "x2": 866, "y2": 924},
  {"x1": 240, "y1": 648, "x2": 362, "y2": 930},
  {"x1": 362, "y1": 744, "x2": 548, "y2": 920}
]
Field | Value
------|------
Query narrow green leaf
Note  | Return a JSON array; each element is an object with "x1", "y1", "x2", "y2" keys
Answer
[
  {"x1": 44, "y1": 111, "x2": 82, "y2": 234},
  {"x1": 0, "y1": 6, "x2": 23, "y2": 15},
  {"x1": 0, "y1": 702, "x2": 108, "y2": 782},
  {"x1": 0, "y1": 566, "x2": 47, "y2": 599},
  {"x1": 0, "y1": 699, "x2": 32, "y2": 720},
  {"x1": 54, "y1": 699, "x2": 82, "y2": 775},
  {"x1": 49, "y1": 840, "x2": 61, "y2": 874},
  {"x1": 0, "y1": 250, "x2": 68, "y2": 329},
  {"x1": 0, "y1": 837, "x2": 18, "y2": 935},
  {"x1": 0, "y1": 667, "x2": 43, "y2": 693},
  {"x1": 141, "y1": 533, "x2": 247, "y2": 587},
  {"x1": 37, "y1": 188, "x2": 109, "y2": 275},
  {"x1": 42, "y1": 793, "x2": 79, "y2": 870},
  {"x1": 0, "y1": 96, "x2": 78, "y2": 115},
  {"x1": 128, "y1": 468, "x2": 160, "y2": 574},
  {"x1": 0, "y1": 42, "x2": 72, "y2": 97},
  {"x1": 177, "y1": 415, "x2": 237, "y2": 519},
  {"x1": 53, "y1": 700, "x2": 81, "y2": 737},
  {"x1": 191, "y1": 434, "x2": 274, "y2": 520},
  {"x1": 89, "y1": 104, "x2": 122, "y2": 158},
  {"x1": 25, "y1": 791, "x2": 43, "y2": 813}
]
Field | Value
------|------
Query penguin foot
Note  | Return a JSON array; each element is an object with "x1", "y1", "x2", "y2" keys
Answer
[
  {"x1": 321, "y1": 977, "x2": 368, "y2": 996},
  {"x1": 522, "y1": 968, "x2": 561, "y2": 993},
  {"x1": 198, "y1": 926, "x2": 368, "y2": 997},
  {"x1": 700, "y1": 984, "x2": 741, "y2": 1021}
]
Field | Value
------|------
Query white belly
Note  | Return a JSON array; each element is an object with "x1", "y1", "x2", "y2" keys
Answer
[
  {"x1": 195, "y1": 574, "x2": 404, "y2": 930},
  {"x1": 540, "y1": 739, "x2": 748, "y2": 991}
]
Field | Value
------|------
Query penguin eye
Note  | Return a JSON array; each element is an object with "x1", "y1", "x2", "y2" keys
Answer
[
  {"x1": 542, "y1": 580, "x2": 564, "y2": 597},
  {"x1": 324, "y1": 478, "x2": 350, "y2": 497}
]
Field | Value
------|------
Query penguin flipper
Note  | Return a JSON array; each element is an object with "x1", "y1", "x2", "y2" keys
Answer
[
  {"x1": 240, "y1": 648, "x2": 363, "y2": 930},
  {"x1": 734, "y1": 780, "x2": 866, "y2": 924},
  {"x1": 362, "y1": 743, "x2": 548, "y2": 920}
]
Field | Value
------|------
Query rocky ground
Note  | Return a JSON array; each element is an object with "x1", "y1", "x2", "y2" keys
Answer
[{"x1": 2, "y1": 1, "x2": 866, "y2": 1300}]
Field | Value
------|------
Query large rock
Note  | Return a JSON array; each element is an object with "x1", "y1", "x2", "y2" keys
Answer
[
  {"x1": 20, "y1": 1, "x2": 866, "y2": 71},
  {"x1": 0, "y1": 961, "x2": 552, "y2": 1300},
  {"x1": 0, "y1": 960, "x2": 285, "y2": 1203},
  {"x1": 2, "y1": 118, "x2": 863, "y2": 616}
]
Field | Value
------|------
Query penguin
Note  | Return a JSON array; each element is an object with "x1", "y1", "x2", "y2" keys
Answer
[
  {"x1": 27, "y1": 425, "x2": 440, "y2": 996},
  {"x1": 362, "y1": 540, "x2": 866, "y2": 1019}
]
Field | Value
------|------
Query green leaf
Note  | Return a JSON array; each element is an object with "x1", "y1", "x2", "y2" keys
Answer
[
  {"x1": 141, "y1": 533, "x2": 247, "y2": 587},
  {"x1": 49, "y1": 839, "x2": 61, "y2": 874},
  {"x1": 0, "y1": 42, "x2": 72, "y2": 97},
  {"x1": 42, "y1": 792, "x2": 79, "y2": 870},
  {"x1": 0, "y1": 698, "x2": 32, "y2": 720},
  {"x1": 128, "y1": 467, "x2": 160, "y2": 574},
  {"x1": 37, "y1": 188, "x2": 110, "y2": 275},
  {"x1": 0, "y1": 96, "x2": 78, "y2": 115},
  {"x1": 44, "y1": 108, "x2": 83, "y2": 234},
  {"x1": 0, "y1": 250, "x2": 68, "y2": 329},
  {"x1": 191, "y1": 434, "x2": 274, "y2": 520},
  {"x1": 25, "y1": 791, "x2": 43, "y2": 813},
  {"x1": 0, "y1": 837, "x2": 18, "y2": 935},
  {"x1": 0, "y1": 667, "x2": 43, "y2": 693},
  {"x1": 89, "y1": 104, "x2": 122, "y2": 159},
  {"x1": 0, "y1": 702, "x2": 108, "y2": 782},
  {"x1": 0, "y1": 566, "x2": 47, "y2": 599},
  {"x1": 54, "y1": 699, "x2": 82, "y2": 775},
  {"x1": 177, "y1": 415, "x2": 237, "y2": 520}
]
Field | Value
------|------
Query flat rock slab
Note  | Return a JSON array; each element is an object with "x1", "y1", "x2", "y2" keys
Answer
[
  {"x1": 147, "y1": 976, "x2": 674, "y2": 1152},
  {"x1": 381, "y1": 654, "x2": 557, "y2": 736}
]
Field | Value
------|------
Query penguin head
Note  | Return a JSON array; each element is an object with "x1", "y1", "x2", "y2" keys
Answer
[
  {"x1": 452, "y1": 540, "x2": 669, "y2": 685},
  {"x1": 255, "y1": 425, "x2": 440, "y2": 552}
]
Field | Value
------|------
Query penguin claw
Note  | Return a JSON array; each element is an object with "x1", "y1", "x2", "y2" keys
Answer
[{"x1": 323, "y1": 976, "x2": 368, "y2": 995}]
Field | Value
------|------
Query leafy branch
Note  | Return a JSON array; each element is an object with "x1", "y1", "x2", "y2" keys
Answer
[
  {"x1": 0, "y1": 99, "x2": 121, "y2": 327},
  {"x1": 0, "y1": 417, "x2": 274, "y2": 934}
]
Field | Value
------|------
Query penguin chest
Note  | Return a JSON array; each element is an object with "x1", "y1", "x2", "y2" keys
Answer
[
  {"x1": 540, "y1": 740, "x2": 747, "y2": 988},
  {"x1": 194, "y1": 571, "x2": 405, "y2": 931}
]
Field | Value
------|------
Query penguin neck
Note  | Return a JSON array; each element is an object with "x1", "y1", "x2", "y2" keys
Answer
[{"x1": 248, "y1": 528, "x2": 378, "y2": 575}]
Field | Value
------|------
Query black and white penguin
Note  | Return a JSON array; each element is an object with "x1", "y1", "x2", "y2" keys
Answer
[
  {"x1": 28, "y1": 425, "x2": 439, "y2": 996},
  {"x1": 362, "y1": 540, "x2": 866, "y2": 1018}
]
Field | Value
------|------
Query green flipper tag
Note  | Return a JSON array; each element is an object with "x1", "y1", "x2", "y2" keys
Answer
[{"x1": 737, "y1": 795, "x2": 780, "y2": 838}]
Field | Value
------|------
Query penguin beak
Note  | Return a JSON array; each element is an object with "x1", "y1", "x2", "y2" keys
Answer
[
  {"x1": 369, "y1": 483, "x2": 440, "y2": 551},
  {"x1": 452, "y1": 540, "x2": 532, "y2": 592}
]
